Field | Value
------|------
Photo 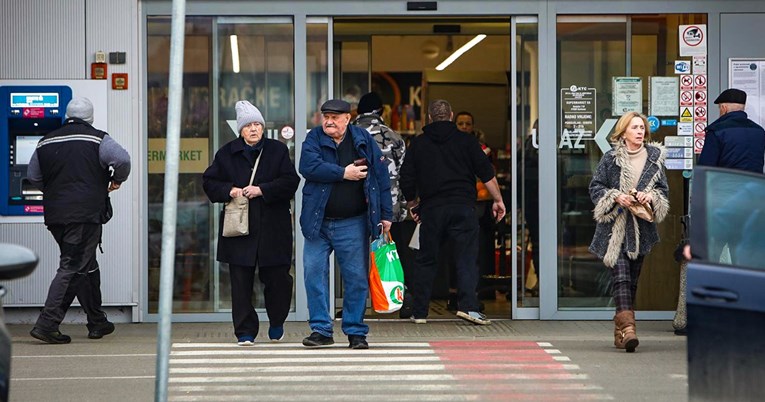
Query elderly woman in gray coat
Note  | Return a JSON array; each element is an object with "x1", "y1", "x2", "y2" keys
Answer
[{"x1": 589, "y1": 111, "x2": 669, "y2": 353}]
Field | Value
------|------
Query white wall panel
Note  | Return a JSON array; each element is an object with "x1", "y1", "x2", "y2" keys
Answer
[
  {"x1": 0, "y1": 0, "x2": 85, "y2": 79},
  {"x1": 0, "y1": 0, "x2": 140, "y2": 310}
]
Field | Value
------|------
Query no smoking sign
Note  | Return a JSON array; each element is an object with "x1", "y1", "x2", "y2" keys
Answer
[{"x1": 680, "y1": 90, "x2": 694, "y2": 106}]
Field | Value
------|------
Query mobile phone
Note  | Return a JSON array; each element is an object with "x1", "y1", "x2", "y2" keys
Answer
[
  {"x1": 353, "y1": 158, "x2": 368, "y2": 167},
  {"x1": 411, "y1": 204, "x2": 421, "y2": 215}
]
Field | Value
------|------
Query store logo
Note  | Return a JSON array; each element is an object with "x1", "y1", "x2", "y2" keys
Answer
[
  {"x1": 569, "y1": 85, "x2": 588, "y2": 92},
  {"x1": 390, "y1": 285, "x2": 404, "y2": 304}
]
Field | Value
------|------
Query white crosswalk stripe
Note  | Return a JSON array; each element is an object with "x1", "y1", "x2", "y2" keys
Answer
[{"x1": 168, "y1": 341, "x2": 613, "y2": 401}]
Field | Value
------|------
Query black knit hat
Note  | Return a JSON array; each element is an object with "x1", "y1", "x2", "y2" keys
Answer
[{"x1": 357, "y1": 92, "x2": 383, "y2": 114}]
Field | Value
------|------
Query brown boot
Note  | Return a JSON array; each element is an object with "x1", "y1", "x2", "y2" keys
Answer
[{"x1": 614, "y1": 310, "x2": 639, "y2": 353}]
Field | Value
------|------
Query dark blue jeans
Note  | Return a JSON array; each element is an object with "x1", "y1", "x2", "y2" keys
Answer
[{"x1": 412, "y1": 204, "x2": 479, "y2": 318}]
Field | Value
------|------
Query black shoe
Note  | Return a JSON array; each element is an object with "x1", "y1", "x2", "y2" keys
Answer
[
  {"x1": 447, "y1": 294, "x2": 458, "y2": 312},
  {"x1": 88, "y1": 321, "x2": 115, "y2": 339},
  {"x1": 302, "y1": 332, "x2": 334, "y2": 348},
  {"x1": 674, "y1": 327, "x2": 687, "y2": 336},
  {"x1": 348, "y1": 335, "x2": 369, "y2": 349},
  {"x1": 399, "y1": 302, "x2": 413, "y2": 319},
  {"x1": 30, "y1": 327, "x2": 71, "y2": 344}
]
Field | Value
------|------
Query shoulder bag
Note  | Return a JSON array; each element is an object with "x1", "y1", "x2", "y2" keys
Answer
[{"x1": 222, "y1": 152, "x2": 262, "y2": 237}]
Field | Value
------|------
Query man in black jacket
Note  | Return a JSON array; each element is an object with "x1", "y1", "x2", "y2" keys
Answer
[
  {"x1": 400, "y1": 99, "x2": 505, "y2": 325},
  {"x1": 27, "y1": 97, "x2": 131, "y2": 344}
]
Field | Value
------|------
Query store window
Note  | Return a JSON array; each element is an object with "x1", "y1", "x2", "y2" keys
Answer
[
  {"x1": 556, "y1": 14, "x2": 706, "y2": 311},
  {"x1": 146, "y1": 17, "x2": 296, "y2": 315}
]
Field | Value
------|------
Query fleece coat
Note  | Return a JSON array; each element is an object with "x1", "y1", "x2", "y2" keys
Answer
[{"x1": 588, "y1": 142, "x2": 670, "y2": 267}]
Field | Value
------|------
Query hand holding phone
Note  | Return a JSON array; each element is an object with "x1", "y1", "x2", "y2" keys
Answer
[{"x1": 353, "y1": 158, "x2": 368, "y2": 167}]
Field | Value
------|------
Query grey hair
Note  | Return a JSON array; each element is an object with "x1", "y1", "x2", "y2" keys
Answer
[{"x1": 428, "y1": 99, "x2": 452, "y2": 122}]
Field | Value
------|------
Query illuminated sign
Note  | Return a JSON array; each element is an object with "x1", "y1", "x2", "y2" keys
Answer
[{"x1": 10, "y1": 92, "x2": 60, "y2": 108}]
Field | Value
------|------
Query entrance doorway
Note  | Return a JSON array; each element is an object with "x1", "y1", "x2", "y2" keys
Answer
[{"x1": 331, "y1": 17, "x2": 539, "y2": 320}]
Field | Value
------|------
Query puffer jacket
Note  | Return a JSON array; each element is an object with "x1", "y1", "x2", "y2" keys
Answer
[
  {"x1": 299, "y1": 124, "x2": 392, "y2": 240},
  {"x1": 588, "y1": 142, "x2": 670, "y2": 267},
  {"x1": 352, "y1": 112, "x2": 407, "y2": 222}
]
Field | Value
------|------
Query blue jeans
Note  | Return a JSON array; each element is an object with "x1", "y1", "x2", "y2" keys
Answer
[{"x1": 303, "y1": 214, "x2": 369, "y2": 337}]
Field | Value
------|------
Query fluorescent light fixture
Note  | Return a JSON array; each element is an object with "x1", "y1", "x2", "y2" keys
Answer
[
  {"x1": 435, "y1": 34, "x2": 487, "y2": 71},
  {"x1": 230, "y1": 35, "x2": 240, "y2": 73}
]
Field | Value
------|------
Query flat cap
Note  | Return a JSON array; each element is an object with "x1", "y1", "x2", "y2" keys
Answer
[
  {"x1": 320, "y1": 99, "x2": 351, "y2": 114},
  {"x1": 714, "y1": 88, "x2": 747, "y2": 105}
]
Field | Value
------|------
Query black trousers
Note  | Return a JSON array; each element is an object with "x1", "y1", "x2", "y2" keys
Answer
[
  {"x1": 229, "y1": 263, "x2": 292, "y2": 338},
  {"x1": 36, "y1": 223, "x2": 108, "y2": 332},
  {"x1": 412, "y1": 205, "x2": 479, "y2": 318}
]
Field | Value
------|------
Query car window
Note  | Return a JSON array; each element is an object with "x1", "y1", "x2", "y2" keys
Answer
[{"x1": 702, "y1": 169, "x2": 765, "y2": 271}]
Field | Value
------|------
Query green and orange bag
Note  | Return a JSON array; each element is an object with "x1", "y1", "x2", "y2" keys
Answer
[{"x1": 369, "y1": 232, "x2": 405, "y2": 313}]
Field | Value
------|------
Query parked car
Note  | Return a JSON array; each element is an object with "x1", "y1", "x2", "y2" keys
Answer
[
  {"x1": 686, "y1": 166, "x2": 765, "y2": 401},
  {"x1": 0, "y1": 243, "x2": 39, "y2": 401}
]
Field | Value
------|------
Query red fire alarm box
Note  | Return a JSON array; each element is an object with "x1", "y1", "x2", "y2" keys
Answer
[
  {"x1": 112, "y1": 73, "x2": 128, "y2": 90},
  {"x1": 91, "y1": 62, "x2": 107, "y2": 79}
]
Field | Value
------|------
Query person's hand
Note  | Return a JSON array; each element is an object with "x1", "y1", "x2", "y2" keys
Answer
[
  {"x1": 683, "y1": 244, "x2": 692, "y2": 261},
  {"x1": 407, "y1": 201, "x2": 420, "y2": 223},
  {"x1": 343, "y1": 164, "x2": 368, "y2": 181},
  {"x1": 616, "y1": 193, "x2": 634, "y2": 207},
  {"x1": 230, "y1": 187, "x2": 243, "y2": 198},
  {"x1": 634, "y1": 191, "x2": 653, "y2": 205},
  {"x1": 381, "y1": 220, "x2": 392, "y2": 233},
  {"x1": 492, "y1": 200, "x2": 506, "y2": 223},
  {"x1": 108, "y1": 181, "x2": 121, "y2": 192},
  {"x1": 242, "y1": 185, "x2": 262, "y2": 199}
]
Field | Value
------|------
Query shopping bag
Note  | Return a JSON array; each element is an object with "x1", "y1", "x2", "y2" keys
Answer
[{"x1": 369, "y1": 232, "x2": 405, "y2": 313}]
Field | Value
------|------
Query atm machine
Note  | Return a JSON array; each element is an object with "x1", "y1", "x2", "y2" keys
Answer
[{"x1": 0, "y1": 86, "x2": 71, "y2": 216}]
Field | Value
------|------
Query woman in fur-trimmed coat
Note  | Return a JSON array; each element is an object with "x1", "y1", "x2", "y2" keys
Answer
[{"x1": 589, "y1": 111, "x2": 669, "y2": 353}]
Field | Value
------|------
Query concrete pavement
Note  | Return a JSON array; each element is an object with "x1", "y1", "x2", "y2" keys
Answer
[{"x1": 7, "y1": 319, "x2": 687, "y2": 401}]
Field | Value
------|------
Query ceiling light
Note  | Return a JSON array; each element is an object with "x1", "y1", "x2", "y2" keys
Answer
[
  {"x1": 435, "y1": 34, "x2": 486, "y2": 71},
  {"x1": 230, "y1": 35, "x2": 240, "y2": 73}
]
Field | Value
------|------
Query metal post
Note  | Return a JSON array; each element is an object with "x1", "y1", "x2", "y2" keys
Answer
[{"x1": 154, "y1": 0, "x2": 186, "y2": 400}]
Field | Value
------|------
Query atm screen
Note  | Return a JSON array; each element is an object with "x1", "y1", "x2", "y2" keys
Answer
[{"x1": 15, "y1": 136, "x2": 42, "y2": 165}]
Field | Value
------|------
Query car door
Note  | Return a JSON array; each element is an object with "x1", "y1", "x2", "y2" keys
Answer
[{"x1": 686, "y1": 166, "x2": 765, "y2": 402}]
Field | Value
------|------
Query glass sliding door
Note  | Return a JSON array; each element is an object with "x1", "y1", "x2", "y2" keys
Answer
[
  {"x1": 146, "y1": 16, "x2": 296, "y2": 317},
  {"x1": 555, "y1": 14, "x2": 706, "y2": 315}
]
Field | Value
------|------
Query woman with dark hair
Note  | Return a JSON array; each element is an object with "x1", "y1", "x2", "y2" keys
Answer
[{"x1": 589, "y1": 111, "x2": 669, "y2": 353}]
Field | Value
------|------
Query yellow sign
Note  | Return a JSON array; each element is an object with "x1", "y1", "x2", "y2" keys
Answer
[
  {"x1": 679, "y1": 107, "x2": 693, "y2": 123},
  {"x1": 148, "y1": 138, "x2": 209, "y2": 174}
]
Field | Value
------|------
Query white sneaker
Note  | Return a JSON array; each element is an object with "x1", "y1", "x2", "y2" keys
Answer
[
  {"x1": 456, "y1": 311, "x2": 491, "y2": 325},
  {"x1": 410, "y1": 316, "x2": 427, "y2": 324}
]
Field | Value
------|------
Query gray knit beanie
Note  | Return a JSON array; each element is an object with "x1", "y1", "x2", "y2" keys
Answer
[
  {"x1": 65, "y1": 97, "x2": 94, "y2": 124},
  {"x1": 235, "y1": 100, "x2": 265, "y2": 133}
]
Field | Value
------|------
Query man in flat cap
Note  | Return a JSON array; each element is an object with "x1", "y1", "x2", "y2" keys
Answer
[
  {"x1": 698, "y1": 88, "x2": 765, "y2": 173},
  {"x1": 687, "y1": 88, "x2": 765, "y2": 263},
  {"x1": 299, "y1": 99, "x2": 392, "y2": 350},
  {"x1": 27, "y1": 97, "x2": 131, "y2": 344}
]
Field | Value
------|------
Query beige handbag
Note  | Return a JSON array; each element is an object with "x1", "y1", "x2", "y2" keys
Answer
[{"x1": 222, "y1": 152, "x2": 262, "y2": 237}]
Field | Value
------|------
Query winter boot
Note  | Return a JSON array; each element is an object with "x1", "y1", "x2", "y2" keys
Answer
[{"x1": 614, "y1": 310, "x2": 639, "y2": 353}]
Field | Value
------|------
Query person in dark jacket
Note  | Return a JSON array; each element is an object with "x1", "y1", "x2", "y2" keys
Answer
[
  {"x1": 589, "y1": 111, "x2": 669, "y2": 353},
  {"x1": 203, "y1": 100, "x2": 299, "y2": 346},
  {"x1": 299, "y1": 99, "x2": 392, "y2": 350},
  {"x1": 27, "y1": 97, "x2": 131, "y2": 344},
  {"x1": 400, "y1": 99, "x2": 505, "y2": 326},
  {"x1": 695, "y1": 88, "x2": 765, "y2": 261},
  {"x1": 698, "y1": 88, "x2": 765, "y2": 174}
]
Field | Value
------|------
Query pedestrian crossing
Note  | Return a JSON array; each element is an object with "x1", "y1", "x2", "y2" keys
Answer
[{"x1": 168, "y1": 340, "x2": 613, "y2": 401}]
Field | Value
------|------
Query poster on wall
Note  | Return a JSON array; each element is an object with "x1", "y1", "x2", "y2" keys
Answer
[
  {"x1": 649, "y1": 77, "x2": 679, "y2": 116},
  {"x1": 679, "y1": 24, "x2": 707, "y2": 57},
  {"x1": 729, "y1": 59, "x2": 765, "y2": 128},
  {"x1": 612, "y1": 77, "x2": 642, "y2": 115},
  {"x1": 560, "y1": 85, "x2": 596, "y2": 149}
]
